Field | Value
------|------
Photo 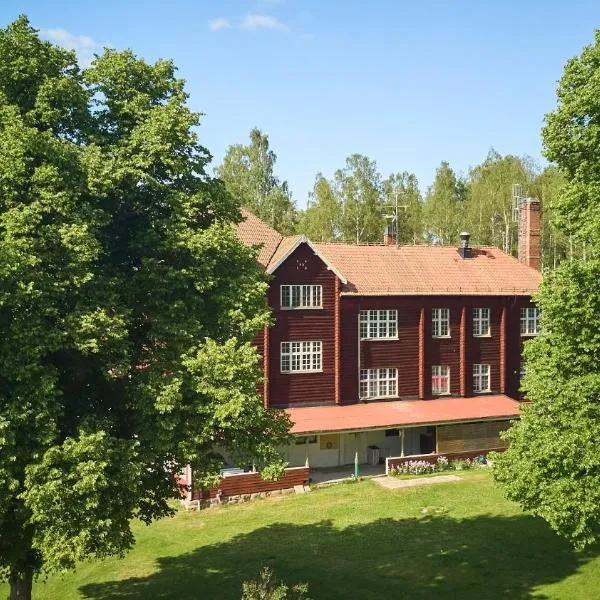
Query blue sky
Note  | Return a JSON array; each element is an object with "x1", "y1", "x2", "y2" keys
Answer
[{"x1": 2, "y1": 1, "x2": 600, "y2": 207}]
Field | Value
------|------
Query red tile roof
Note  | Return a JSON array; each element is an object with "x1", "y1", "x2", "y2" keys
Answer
[
  {"x1": 268, "y1": 234, "x2": 302, "y2": 268},
  {"x1": 235, "y1": 208, "x2": 283, "y2": 269},
  {"x1": 314, "y1": 243, "x2": 540, "y2": 296},
  {"x1": 235, "y1": 209, "x2": 541, "y2": 295},
  {"x1": 286, "y1": 395, "x2": 522, "y2": 434}
]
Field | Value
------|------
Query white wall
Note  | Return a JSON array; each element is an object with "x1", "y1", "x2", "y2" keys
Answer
[
  {"x1": 283, "y1": 437, "x2": 341, "y2": 468},
  {"x1": 284, "y1": 426, "x2": 436, "y2": 468}
]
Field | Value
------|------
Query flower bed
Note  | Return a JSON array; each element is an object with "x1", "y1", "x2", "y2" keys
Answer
[{"x1": 389, "y1": 455, "x2": 487, "y2": 477}]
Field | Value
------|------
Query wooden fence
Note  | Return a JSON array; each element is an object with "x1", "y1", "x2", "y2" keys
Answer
[{"x1": 191, "y1": 466, "x2": 310, "y2": 501}]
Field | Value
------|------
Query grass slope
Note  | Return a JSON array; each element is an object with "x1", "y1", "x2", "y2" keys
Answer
[{"x1": 3, "y1": 472, "x2": 600, "y2": 599}]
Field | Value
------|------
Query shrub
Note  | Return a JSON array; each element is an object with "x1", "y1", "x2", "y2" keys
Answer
[
  {"x1": 390, "y1": 460, "x2": 436, "y2": 476},
  {"x1": 241, "y1": 567, "x2": 310, "y2": 600},
  {"x1": 436, "y1": 456, "x2": 450, "y2": 471}
]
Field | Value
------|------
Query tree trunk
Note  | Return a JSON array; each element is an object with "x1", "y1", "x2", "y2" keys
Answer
[{"x1": 9, "y1": 569, "x2": 33, "y2": 600}]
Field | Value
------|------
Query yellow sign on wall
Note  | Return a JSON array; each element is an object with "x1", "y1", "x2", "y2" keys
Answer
[{"x1": 320, "y1": 434, "x2": 340, "y2": 451}]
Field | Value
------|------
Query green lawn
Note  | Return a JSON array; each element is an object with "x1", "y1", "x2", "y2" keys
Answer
[{"x1": 3, "y1": 472, "x2": 600, "y2": 599}]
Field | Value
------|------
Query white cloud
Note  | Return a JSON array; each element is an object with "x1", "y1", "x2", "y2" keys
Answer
[
  {"x1": 208, "y1": 18, "x2": 231, "y2": 32},
  {"x1": 240, "y1": 14, "x2": 289, "y2": 32},
  {"x1": 40, "y1": 28, "x2": 106, "y2": 68}
]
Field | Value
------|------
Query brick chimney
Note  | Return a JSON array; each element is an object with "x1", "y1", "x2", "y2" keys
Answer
[
  {"x1": 518, "y1": 197, "x2": 541, "y2": 271},
  {"x1": 383, "y1": 224, "x2": 395, "y2": 245}
]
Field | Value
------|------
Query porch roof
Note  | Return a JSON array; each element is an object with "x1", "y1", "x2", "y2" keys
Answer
[{"x1": 286, "y1": 395, "x2": 523, "y2": 435}]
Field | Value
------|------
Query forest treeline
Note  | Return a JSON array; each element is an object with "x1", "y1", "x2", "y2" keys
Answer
[{"x1": 216, "y1": 127, "x2": 582, "y2": 269}]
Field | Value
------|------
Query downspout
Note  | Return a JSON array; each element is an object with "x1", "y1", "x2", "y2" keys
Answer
[
  {"x1": 500, "y1": 304, "x2": 507, "y2": 394},
  {"x1": 263, "y1": 325, "x2": 269, "y2": 409},
  {"x1": 357, "y1": 301, "x2": 361, "y2": 401},
  {"x1": 334, "y1": 277, "x2": 341, "y2": 404}
]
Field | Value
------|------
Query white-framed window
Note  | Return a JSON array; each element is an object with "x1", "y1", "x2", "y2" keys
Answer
[
  {"x1": 359, "y1": 310, "x2": 398, "y2": 340},
  {"x1": 280, "y1": 341, "x2": 322, "y2": 373},
  {"x1": 295, "y1": 435, "x2": 317, "y2": 445},
  {"x1": 280, "y1": 285, "x2": 322, "y2": 309},
  {"x1": 520, "y1": 307, "x2": 540, "y2": 336},
  {"x1": 473, "y1": 364, "x2": 491, "y2": 393},
  {"x1": 432, "y1": 308, "x2": 450, "y2": 337},
  {"x1": 359, "y1": 368, "x2": 398, "y2": 399},
  {"x1": 472, "y1": 308, "x2": 490, "y2": 337},
  {"x1": 432, "y1": 365, "x2": 450, "y2": 395},
  {"x1": 519, "y1": 363, "x2": 527, "y2": 382}
]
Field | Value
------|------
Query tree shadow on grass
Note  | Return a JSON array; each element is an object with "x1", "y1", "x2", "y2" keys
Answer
[{"x1": 80, "y1": 513, "x2": 597, "y2": 600}]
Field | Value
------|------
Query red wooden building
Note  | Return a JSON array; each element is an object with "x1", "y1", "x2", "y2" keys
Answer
[{"x1": 236, "y1": 199, "x2": 541, "y2": 469}]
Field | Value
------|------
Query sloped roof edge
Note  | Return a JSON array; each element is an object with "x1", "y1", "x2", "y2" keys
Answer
[{"x1": 266, "y1": 235, "x2": 348, "y2": 284}]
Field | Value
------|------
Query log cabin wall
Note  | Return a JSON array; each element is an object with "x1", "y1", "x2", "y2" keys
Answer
[
  {"x1": 263, "y1": 245, "x2": 537, "y2": 408},
  {"x1": 337, "y1": 296, "x2": 534, "y2": 405},
  {"x1": 267, "y1": 243, "x2": 338, "y2": 407}
]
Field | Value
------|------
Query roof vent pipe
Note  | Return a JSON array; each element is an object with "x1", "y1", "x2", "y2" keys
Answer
[{"x1": 458, "y1": 232, "x2": 472, "y2": 259}]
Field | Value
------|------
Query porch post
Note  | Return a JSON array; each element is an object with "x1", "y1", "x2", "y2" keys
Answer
[
  {"x1": 400, "y1": 429, "x2": 405, "y2": 457},
  {"x1": 304, "y1": 437, "x2": 309, "y2": 467}
]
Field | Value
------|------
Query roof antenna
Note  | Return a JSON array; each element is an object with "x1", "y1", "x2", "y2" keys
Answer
[
  {"x1": 384, "y1": 188, "x2": 409, "y2": 247},
  {"x1": 512, "y1": 183, "x2": 524, "y2": 223}
]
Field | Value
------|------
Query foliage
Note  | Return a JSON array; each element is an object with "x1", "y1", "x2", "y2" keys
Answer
[
  {"x1": 216, "y1": 128, "x2": 297, "y2": 234},
  {"x1": 531, "y1": 165, "x2": 574, "y2": 267},
  {"x1": 422, "y1": 161, "x2": 465, "y2": 245},
  {"x1": 298, "y1": 159, "x2": 423, "y2": 246},
  {"x1": 0, "y1": 16, "x2": 290, "y2": 598},
  {"x1": 494, "y1": 30, "x2": 600, "y2": 550},
  {"x1": 297, "y1": 174, "x2": 340, "y2": 241},
  {"x1": 383, "y1": 171, "x2": 424, "y2": 244},
  {"x1": 493, "y1": 260, "x2": 600, "y2": 549},
  {"x1": 542, "y1": 30, "x2": 600, "y2": 250},
  {"x1": 465, "y1": 150, "x2": 536, "y2": 253},
  {"x1": 335, "y1": 154, "x2": 385, "y2": 243},
  {"x1": 241, "y1": 567, "x2": 310, "y2": 600},
  {"x1": 389, "y1": 455, "x2": 486, "y2": 476}
]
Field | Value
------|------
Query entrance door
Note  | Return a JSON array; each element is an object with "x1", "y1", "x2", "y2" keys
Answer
[{"x1": 419, "y1": 427, "x2": 436, "y2": 454}]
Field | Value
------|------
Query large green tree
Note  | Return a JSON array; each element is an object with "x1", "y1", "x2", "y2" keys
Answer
[
  {"x1": 383, "y1": 171, "x2": 423, "y2": 244},
  {"x1": 531, "y1": 165, "x2": 575, "y2": 267},
  {"x1": 0, "y1": 18, "x2": 289, "y2": 600},
  {"x1": 422, "y1": 161, "x2": 464, "y2": 245},
  {"x1": 493, "y1": 30, "x2": 600, "y2": 549},
  {"x1": 216, "y1": 128, "x2": 297, "y2": 234},
  {"x1": 335, "y1": 154, "x2": 385, "y2": 243},
  {"x1": 297, "y1": 173, "x2": 340, "y2": 242},
  {"x1": 466, "y1": 150, "x2": 536, "y2": 254}
]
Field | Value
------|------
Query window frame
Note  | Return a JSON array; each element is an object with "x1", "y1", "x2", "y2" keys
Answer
[
  {"x1": 520, "y1": 307, "x2": 540, "y2": 336},
  {"x1": 473, "y1": 363, "x2": 491, "y2": 393},
  {"x1": 432, "y1": 308, "x2": 450, "y2": 338},
  {"x1": 359, "y1": 367, "x2": 398, "y2": 400},
  {"x1": 472, "y1": 307, "x2": 491, "y2": 337},
  {"x1": 431, "y1": 365, "x2": 451, "y2": 395},
  {"x1": 280, "y1": 341, "x2": 322, "y2": 374},
  {"x1": 519, "y1": 362, "x2": 527, "y2": 382},
  {"x1": 280, "y1": 284, "x2": 323, "y2": 310},
  {"x1": 359, "y1": 309, "x2": 398, "y2": 340},
  {"x1": 295, "y1": 435, "x2": 317, "y2": 445}
]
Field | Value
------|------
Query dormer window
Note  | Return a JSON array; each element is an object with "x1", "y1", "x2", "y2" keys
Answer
[{"x1": 280, "y1": 285, "x2": 322, "y2": 309}]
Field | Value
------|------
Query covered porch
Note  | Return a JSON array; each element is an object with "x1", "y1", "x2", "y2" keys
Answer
[
  {"x1": 282, "y1": 395, "x2": 521, "y2": 470},
  {"x1": 283, "y1": 426, "x2": 436, "y2": 469}
]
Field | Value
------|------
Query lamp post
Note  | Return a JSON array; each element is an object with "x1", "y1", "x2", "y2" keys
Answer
[{"x1": 354, "y1": 450, "x2": 359, "y2": 478}]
